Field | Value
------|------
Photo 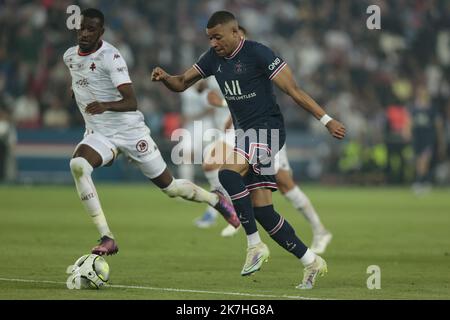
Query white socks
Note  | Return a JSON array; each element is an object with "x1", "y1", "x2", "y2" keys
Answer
[
  {"x1": 204, "y1": 169, "x2": 227, "y2": 218},
  {"x1": 205, "y1": 169, "x2": 221, "y2": 189},
  {"x1": 284, "y1": 186, "x2": 326, "y2": 234},
  {"x1": 300, "y1": 248, "x2": 316, "y2": 266},
  {"x1": 247, "y1": 232, "x2": 262, "y2": 247},
  {"x1": 178, "y1": 163, "x2": 195, "y2": 182},
  {"x1": 70, "y1": 157, "x2": 113, "y2": 238},
  {"x1": 162, "y1": 178, "x2": 219, "y2": 206}
]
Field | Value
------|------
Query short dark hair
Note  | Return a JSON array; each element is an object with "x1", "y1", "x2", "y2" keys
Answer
[
  {"x1": 81, "y1": 8, "x2": 104, "y2": 26},
  {"x1": 207, "y1": 11, "x2": 236, "y2": 29}
]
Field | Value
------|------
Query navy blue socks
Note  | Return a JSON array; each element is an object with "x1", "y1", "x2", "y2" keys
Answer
[{"x1": 254, "y1": 205, "x2": 308, "y2": 258}]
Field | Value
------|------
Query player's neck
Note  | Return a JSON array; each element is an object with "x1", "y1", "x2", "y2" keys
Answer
[
  {"x1": 225, "y1": 38, "x2": 245, "y2": 60},
  {"x1": 78, "y1": 41, "x2": 103, "y2": 56}
]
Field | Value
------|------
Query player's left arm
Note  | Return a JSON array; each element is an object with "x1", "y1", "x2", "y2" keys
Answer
[
  {"x1": 273, "y1": 64, "x2": 346, "y2": 139},
  {"x1": 85, "y1": 84, "x2": 137, "y2": 114}
]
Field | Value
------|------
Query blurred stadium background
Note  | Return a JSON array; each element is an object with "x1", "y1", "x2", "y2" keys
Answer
[
  {"x1": 1, "y1": 0, "x2": 450, "y2": 301},
  {"x1": 1, "y1": 0, "x2": 449, "y2": 187}
]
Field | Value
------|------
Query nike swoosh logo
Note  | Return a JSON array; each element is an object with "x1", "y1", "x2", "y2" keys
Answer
[{"x1": 243, "y1": 255, "x2": 265, "y2": 273}]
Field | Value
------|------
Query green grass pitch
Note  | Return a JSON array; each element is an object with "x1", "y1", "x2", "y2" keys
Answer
[{"x1": 0, "y1": 184, "x2": 449, "y2": 300}]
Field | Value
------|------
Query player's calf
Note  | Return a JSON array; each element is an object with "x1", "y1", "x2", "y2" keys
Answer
[{"x1": 254, "y1": 205, "x2": 308, "y2": 258}]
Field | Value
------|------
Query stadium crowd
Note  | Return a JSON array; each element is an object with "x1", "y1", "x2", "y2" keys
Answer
[{"x1": 0, "y1": 0, "x2": 449, "y2": 185}]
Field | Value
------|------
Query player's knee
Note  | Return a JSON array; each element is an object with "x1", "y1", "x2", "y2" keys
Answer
[
  {"x1": 275, "y1": 171, "x2": 295, "y2": 194},
  {"x1": 162, "y1": 179, "x2": 195, "y2": 199},
  {"x1": 277, "y1": 181, "x2": 290, "y2": 194},
  {"x1": 218, "y1": 169, "x2": 240, "y2": 188},
  {"x1": 279, "y1": 182, "x2": 297, "y2": 195},
  {"x1": 70, "y1": 157, "x2": 93, "y2": 179}
]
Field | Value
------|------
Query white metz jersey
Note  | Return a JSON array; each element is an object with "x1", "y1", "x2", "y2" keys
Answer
[
  {"x1": 63, "y1": 41, "x2": 148, "y2": 138},
  {"x1": 206, "y1": 77, "x2": 231, "y2": 131},
  {"x1": 180, "y1": 84, "x2": 214, "y2": 133}
]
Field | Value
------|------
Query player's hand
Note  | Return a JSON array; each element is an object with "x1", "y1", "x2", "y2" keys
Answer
[
  {"x1": 85, "y1": 101, "x2": 108, "y2": 115},
  {"x1": 151, "y1": 67, "x2": 168, "y2": 81},
  {"x1": 326, "y1": 119, "x2": 346, "y2": 139}
]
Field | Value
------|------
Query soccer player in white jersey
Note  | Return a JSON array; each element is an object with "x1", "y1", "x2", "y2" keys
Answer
[
  {"x1": 178, "y1": 80, "x2": 215, "y2": 182},
  {"x1": 195, "y1": 26, "x2": 332, "y2": 254},
  {"x1": 63, "y1": 8, "x2": 239, "y2": 256}
]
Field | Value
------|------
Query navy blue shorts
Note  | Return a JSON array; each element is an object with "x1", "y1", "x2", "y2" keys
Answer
[
  {"x1": 233, "y1": 128, "x2": 285, "y2": 192},
  {"x1": 413, "y1": 136, "x2": 435, "y2": 156}
]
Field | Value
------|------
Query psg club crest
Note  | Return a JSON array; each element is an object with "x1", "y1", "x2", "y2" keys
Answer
[
  {"x1": 234, "y1": 61, "x2": 246, "y2": 74},
  {"x1": 136, "y1": 140, "x2": 148, "y2": 153}
]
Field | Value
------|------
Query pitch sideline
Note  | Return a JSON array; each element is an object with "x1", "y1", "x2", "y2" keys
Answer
[{"x1": 0, "y1": 277, "x2": 331, "y2": 300}]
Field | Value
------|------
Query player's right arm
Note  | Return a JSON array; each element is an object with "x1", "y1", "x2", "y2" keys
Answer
[{"x1": 151, "y1": 67, "x2": 202, "y2": 92}]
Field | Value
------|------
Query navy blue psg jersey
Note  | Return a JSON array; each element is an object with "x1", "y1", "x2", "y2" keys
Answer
[{"x1": 194, "y1": 39, "x2": 286, "y2": 133}]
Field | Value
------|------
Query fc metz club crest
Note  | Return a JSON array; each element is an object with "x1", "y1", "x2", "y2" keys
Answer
[
  {"x1": 234, "y1": 61, "x2": 245, "y2": 74},
  {"x1": 136, "y1": 140, "x2": 148, "y2": 153}
]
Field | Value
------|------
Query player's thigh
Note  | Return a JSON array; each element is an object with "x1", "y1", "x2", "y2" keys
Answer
[
  {"x1": 415, "y1": 144, "x2": 433, "y2": 161},
  {"x1": 250, "y1": 188, "x2": 273, "y2": 207},
  {"x1": 203, "y1": 140, "x2": 233, "y2": 171},
  {"x1": 74, "y1": 132, "x2": 117, "y2": 168},
  {"x1": 275, "y1": 169, "x2": 296, "y2": 194},
  {"x1": 274, "y1": 144, "x2": 291, "y2": 173},
  {"x1": 118, "y1": 135, "x2": 168, "y2": 180},
  {"x1": 220, "y1": 150, "x2": 249, "y2": 176}
]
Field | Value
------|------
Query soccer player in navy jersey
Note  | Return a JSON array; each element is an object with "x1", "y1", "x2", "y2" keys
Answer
[
  {"x1": 196, "y1": 25, "x2": 333, "y2": 256},
  {"x1": 152, "y1": 11, "x2": 345, "y2": 289}
]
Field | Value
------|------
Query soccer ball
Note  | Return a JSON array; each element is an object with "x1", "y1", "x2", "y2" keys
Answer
[{"x1": 66, "y1": 254, "x2": 110, "y2": 289}]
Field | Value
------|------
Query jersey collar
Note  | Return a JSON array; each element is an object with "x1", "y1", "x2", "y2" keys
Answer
[
  {"x1": 225, "y1": 38, "x2": 245, "y2": 60},
  {"x1": 78, "y1": 41, "x2": 103, "y2": 56}
]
